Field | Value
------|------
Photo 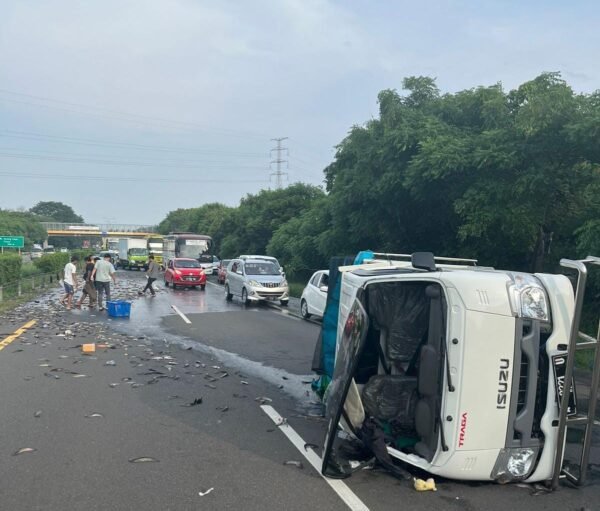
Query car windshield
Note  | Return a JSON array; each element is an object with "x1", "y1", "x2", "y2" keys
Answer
[
  {"x1": 176, "y1": 260, "x2": 200, "y2": 268},
  {"x1": 245, "y1": 262, "x2": 280, "y2": 275},
  {"x1": 221, "y1": 259, "x2": 231, "y2": 268}
]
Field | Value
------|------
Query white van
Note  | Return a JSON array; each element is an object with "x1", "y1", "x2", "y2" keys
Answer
[{"x1": 321, "y1": 252, "x2": 599, "y2": 487}]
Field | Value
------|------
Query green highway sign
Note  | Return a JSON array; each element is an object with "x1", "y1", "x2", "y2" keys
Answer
[{"x1": 0, "y1": 236, "x2": 25, "y2": 248}]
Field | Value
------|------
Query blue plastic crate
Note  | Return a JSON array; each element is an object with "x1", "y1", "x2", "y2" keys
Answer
[{"x1": 106, "y1": 300, "x2": 132, "y2": 318}]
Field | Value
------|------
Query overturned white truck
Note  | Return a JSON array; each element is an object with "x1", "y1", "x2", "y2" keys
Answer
[{"x1": 319, "y1": 252, "x2": 599, "y2": 487}]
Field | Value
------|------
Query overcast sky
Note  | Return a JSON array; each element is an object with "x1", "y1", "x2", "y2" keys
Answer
[{"x1": 1, "y1": 0, "x2": 598, "y2": 225}]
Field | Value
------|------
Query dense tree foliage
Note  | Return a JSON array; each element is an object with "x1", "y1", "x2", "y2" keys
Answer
[
  {"x1": 0, "y1": 210, "x2": 47, "y2": 248},
  {"x1": 159, "y1": 185, "x2": 325, "y2": 259},
  {"x1": 29, "y1": 201, "x2": 84, "y2": 223},
  {"x1": 158, "y1": 73, "x2": 599, "y2": 282}
]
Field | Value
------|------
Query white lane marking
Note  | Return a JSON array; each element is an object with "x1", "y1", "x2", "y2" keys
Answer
[
  {"x1": 260, "y1": 405, "x2": 369, "y2": 511},
  {"x1": 206, "y1": 280, "x2": 222, "y2": 289},
  {"x1": 171, "y1": 304, "x2": 192, "y2": 324}
]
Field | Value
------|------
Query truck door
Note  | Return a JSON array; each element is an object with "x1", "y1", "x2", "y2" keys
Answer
[{"x1": 321, "y1": 295, "x2": 369, "y2": 478}]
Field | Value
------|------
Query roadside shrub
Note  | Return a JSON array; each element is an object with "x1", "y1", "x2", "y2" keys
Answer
[
  {"x1": 0, "y1": 254, "x2": 22, "y2": 285},
  {"x1": 33, "y1": 253, "x2": 70, "y2": 275}
]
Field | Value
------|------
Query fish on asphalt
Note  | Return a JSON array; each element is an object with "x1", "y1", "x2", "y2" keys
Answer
[
  {"x1": 13, "y1": 447, "x2": 37, "y2": 456},
  {"x1": 85, "y1": 413, "x2": 104, "y2": 418},
  {"x1": 34, "y1": 410, "x2": 42, "y2": 418},
  {"x1": 181, "y1": 397, "x2": 203, "y2": 407},
  {"x1": 283, "y1": 460, "x2": 304, "y2": 469},
  {"x1": 129, "y1": 457, "x2": 159, "y2": 463}
]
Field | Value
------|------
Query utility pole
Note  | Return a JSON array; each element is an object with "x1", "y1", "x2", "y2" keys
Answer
[{"x1": 270, "y1": 137, "x2": 289, "y2": 189}]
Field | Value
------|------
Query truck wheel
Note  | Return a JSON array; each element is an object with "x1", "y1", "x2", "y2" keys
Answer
[
  {"x1": 300, "y1": 299, "x2": 310, "y2": 318},
  {"x1": 225, "y1": 284, "x2": 233, "y2": 301}
]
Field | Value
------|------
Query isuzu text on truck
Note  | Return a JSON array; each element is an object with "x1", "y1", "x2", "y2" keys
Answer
[{"x1": 319, "y1": 252, "x2": 599, "y2": 488}]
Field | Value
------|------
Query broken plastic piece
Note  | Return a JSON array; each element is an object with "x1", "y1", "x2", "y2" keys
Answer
[
  {"x1": 129, "y1": 457, "x2": 159, "y2": 463},
  {"x1": 413, "y1": 478, "x2": 437, "y2": 492},
  {"x1": 82, "y1": 343, "x2": 95, "y2": 353}
]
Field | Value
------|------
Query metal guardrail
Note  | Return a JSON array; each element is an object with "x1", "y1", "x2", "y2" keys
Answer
[{"x1": 0, "y1": 271, "x2": 62, "y2": 303}]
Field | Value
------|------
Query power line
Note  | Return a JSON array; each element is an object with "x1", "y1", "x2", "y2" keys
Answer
[
  {"x1": 0, "y1": 146, "x2": 264, "y2": 166},
  {"x1": 0, "y1": 90, "x2": 267, "y2": 139},
  {"x1": 0, "y1": 152, "x2": 266, "y2": 170},
  {"x1": 0, "y1": 170, "x2": 266, "y2": 184},
  {"x1": 270, "y1": 137, "x2": 288, "y2": 189}
]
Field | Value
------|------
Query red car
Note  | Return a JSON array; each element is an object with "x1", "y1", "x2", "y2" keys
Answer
[
  {"x1": 164, "y1": 258, "x2": 207, "y2": 290},
  {"x1": 217, "y1": 259, "x2": 231, "y2": 284}
]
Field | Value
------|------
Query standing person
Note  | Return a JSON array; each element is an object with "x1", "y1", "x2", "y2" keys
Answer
[
  {"x1": 60, "y1": 255, "x2": 79, "y2": 310},
  {"x1": 139, "y1": 254, "x2": 160, "y2": 297},
  {"x1": 92, "y1": 253, "x2": 116, "y2": 311},
  {"x1": 75, "y1": 255, "x2": 98, "y2": 309}
]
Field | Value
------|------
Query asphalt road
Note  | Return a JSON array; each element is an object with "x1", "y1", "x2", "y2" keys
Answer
[{"x1": 0, "y1": 270, "x2": 598, "y2": 511}]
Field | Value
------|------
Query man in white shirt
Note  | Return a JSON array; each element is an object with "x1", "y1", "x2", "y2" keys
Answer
[
  {"x1": 91, "y1": 253, "x2": 116, "y2": 311},
  {"x1": 60, "y1": 255, "x2": 79, "y2": 310}
]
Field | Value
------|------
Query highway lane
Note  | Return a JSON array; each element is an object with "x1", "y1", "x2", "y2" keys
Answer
[{"x1": 0, "y1": 270, "x2": 599, "y2": 510}]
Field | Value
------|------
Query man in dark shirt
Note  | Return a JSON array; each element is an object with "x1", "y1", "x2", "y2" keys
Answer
[{"x1": 76, "y1": 255, "x2": 98, "y2": 309}]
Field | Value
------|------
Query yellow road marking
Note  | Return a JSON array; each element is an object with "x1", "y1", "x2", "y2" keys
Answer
[{"x1": 0, "y1": 320, "x2": 37, "y2": 352}]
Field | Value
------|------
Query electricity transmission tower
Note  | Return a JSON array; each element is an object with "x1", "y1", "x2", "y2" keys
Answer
[{"x1": 270, "y1": 137, "x2": 289, "y2": 189}]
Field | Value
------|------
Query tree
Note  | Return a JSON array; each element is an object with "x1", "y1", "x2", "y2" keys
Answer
[
  {"x1": 29, "y1": 201, "x2": 84, "y2": 223},
  {"x1": 0, "y1": 209, "x2": 47, "y2": 248}
]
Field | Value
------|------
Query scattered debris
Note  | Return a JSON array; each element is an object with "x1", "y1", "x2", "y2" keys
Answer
[
  {"x1": 217, "y1": 406, "x2": 229, "y2": 412},
  {"x1": 303, "y1": 443, "x2": 318, "y2": 451},
  {"x1": 129, "y1": 457, "x2": 159, "y2": 463},
  {"x1": 181, "y1": 397, "x2": 203, "y2": 407},
  {"x1": 240, "y1": 380, "x2": 249, "y2": 385},
  {"x1": 85, "y1": 413, "x2": 104, "y2": 418},
  {"x1": 413, "y1": 478, "x2": 437, "y2": 492},
  {"x1": 255, "y1": 397, "x2": 272, "y2": 405},
  {"x1": 109, "y1": 383, "x2": 120, "y2": 388},
  {"x1": 283, "y1": 460, "x2": 304, "y2": 469},
  {"x1": 104, "y1": 360, "x2": 116, "y2": 366},
  {"x1": 34, "y1": 410, "x2": 42, "y2": 418},
  {"x1": 198, "y1": 488, "x2": 214, "y2": 497}
]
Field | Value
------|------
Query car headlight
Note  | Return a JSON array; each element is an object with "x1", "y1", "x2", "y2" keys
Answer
[
  {"x1": 247, "y1": 280, "x2": 261, "y2": 287},
  {"x1": 507, "y1": 273, "x2": 550, "y2": 321},
  {"x1": 491, "y1": 447, "x2": 538, "y2": 482}
]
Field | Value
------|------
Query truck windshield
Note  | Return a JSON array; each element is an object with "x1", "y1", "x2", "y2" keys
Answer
[
  {"x1": 129, "y1": 248, "x2": 147, "y2": 255},
  {"x1": 178, "y1": 239, "x2": 210, "y2": 259}
]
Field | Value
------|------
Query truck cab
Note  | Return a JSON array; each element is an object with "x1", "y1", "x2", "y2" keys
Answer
[{"x1": 321, "y1": 252, "x2": 597, "y2": 485}]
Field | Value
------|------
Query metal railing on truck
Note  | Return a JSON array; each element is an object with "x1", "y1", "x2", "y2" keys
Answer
[{"x1": 552, "y1": 255, "x2": 600, "y2": 488}]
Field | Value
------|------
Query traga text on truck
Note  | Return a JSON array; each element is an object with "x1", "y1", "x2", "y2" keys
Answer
[{"x1": 315, "y1": 251, "x2": 599, "y2": 487}]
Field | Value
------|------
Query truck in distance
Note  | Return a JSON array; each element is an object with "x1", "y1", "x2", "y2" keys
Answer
[{"x1": 117, "y1": 238, "x2": 148, "y2": 270}]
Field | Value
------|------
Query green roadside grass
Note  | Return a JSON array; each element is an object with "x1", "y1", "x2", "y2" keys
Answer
[{"x1": 288, "y1": 281, "x2": 305, "y2": 299}]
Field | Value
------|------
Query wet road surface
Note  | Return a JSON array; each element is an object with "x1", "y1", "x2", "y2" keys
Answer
[{"x1": 0, "y1": 270, "x2": 599, "y2": 510}]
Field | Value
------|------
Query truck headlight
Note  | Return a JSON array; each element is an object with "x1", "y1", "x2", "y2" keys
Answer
[
  {"x1": 491, "y1": 447, "x2": 538, "y2": 482},
  {"x1": 507, "y1": 273, "x2": 550, "y2": 321}
]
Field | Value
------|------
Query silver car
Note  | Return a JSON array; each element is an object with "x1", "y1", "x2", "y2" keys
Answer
[{"x1": 225, "y1": 258, "x2": 289, "y2": 306}]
